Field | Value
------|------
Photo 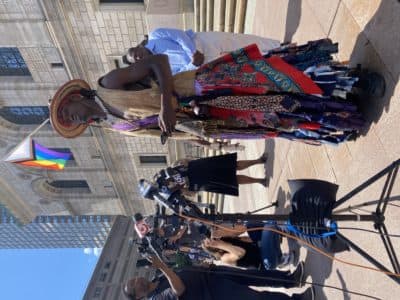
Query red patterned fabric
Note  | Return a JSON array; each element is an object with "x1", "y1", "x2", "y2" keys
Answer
[
  {"x1": 298, "y1": 122, "x2": 321, "y2": 130},
  {"x1": 196, "y1": 44, "x2": 323, "y2": 96}
]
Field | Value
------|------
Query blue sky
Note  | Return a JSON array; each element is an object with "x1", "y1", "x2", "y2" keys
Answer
[{"x1": 0, "y1": 248, "x2": 99, "y2": 300}]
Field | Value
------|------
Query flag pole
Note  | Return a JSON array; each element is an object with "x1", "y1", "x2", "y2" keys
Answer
[
  {"x1": 25, "y1": 118, "x2": 50, "y2": 138},
  {"x1": 2, "y1": 118, "x2": 50, "y2": 161}
]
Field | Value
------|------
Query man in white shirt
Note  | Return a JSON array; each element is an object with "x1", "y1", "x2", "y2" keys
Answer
[{"x1": 123, "y1": 28, "x2": 280, "y2": 74}]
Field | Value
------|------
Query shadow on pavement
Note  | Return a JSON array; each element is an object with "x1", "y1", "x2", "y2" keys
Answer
[
  {"x1": 264, "y1": 139, "x2": 276, "y2": 187},
  {"x1": 349, "y1": 1, "x2": 400, "y2": 135},
  {"x1": 304, "y1": 250, "x2": 332, "y2": 300},
  {"x1": 276, "y1": 186, "x2": 290, "y2": 211},
  {"x1": 284, "y1": 0, "x2": 302, "y2": 43},
  {"x1": 336, "y1": 269, "x2": 351, "y2": 300}
]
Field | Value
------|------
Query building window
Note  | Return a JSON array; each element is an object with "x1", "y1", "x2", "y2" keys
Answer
[
  {"x1": 100, "y1": 0, "x2": 143, "y2": 3},
  {"x1": 93, "y1": 287, "x2": 102, "y2": 298},
  {"x1": 90, "y1": 149, "x2": 102, "y2": 159},
  {"x1": 48, "y1": 180, "x2": 89, "y2": 189},
  {"x1": 139, "y1": 155, "x2": 167, "y2": 165},
  {"x1": 0, "y1": 48, "x2": 31, "y2": 76},
  {"x1": 51, "y1": 62, "x2": 64, "y2": 68},
  {"x1": 184, "y1": 142, "x2": 203, "y2": 159},
  {"x1": 104, "y1": 262, "x2": 111, "y2": 269},
  {"x1": 99, "y1": 272, "x2": 107, "y2": 282},
  {"x1": 47, "y1": 180, "x2": 91, "y2": 193},
  {"x1": 98, "y1": 0, "x2": 145, "y2": 11},
  {"x1": 0, "y1": 106, "x2": 49, "y2": 125}
]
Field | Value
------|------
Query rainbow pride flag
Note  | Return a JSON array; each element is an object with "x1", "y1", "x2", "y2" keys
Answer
[{"x1": 3, "y1": 137, "x2": 71, "y2": 170}]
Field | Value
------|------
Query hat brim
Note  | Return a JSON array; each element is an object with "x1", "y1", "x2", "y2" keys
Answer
[{"x1": 49, "y1": 79, "x2": 91, "y2": 138}]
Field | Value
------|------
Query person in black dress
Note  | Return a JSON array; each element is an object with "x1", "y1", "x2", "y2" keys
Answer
[{"x1": 154, "y1": 153, "x2": 268, "y2": 197}]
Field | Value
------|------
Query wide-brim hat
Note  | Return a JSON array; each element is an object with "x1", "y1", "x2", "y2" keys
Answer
[{"x1": 49, "y1": 79, "x2": 91, "y2": 139}]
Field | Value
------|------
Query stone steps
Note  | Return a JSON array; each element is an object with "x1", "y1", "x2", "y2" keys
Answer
[{"x1": 194, "y1": 0, "x2": 247, "y2": 33}]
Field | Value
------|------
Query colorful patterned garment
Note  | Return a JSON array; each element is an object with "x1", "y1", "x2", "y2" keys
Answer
[
  {"x1": 110, "y1": 114, "x2": 159, "y2": 131},
  {"x1": 265, "y1": 38, "x2": 338, "y2": 71},
  {"x1": 195, "y1": 44, "x2": 323, "y2": 96},
  {"x1": 205, "y1": 125, "x2": 352, "y2": 146},
  {"x1": 185, "y1": 41, "x2": 363, "y2": 145},
  {"x1": 106, "y1": 41, "x2": 363, "y2": 145},
  {"x1": 203, "y1": 92, "x2": 363, "y2": 130},
  {"x1": 191, "y1": 93, "x2": 362, "y2": 145},
  {"x1": 205, "y1": 94, "x2": 299, "y2": 129},
  {"x1": 265, "y1": 39, "x2": 358, "y2": 98}
]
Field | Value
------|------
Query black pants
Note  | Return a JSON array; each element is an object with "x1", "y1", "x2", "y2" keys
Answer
[{"x1": 188, "y1": 265, "x2": 299, "y2": 288}]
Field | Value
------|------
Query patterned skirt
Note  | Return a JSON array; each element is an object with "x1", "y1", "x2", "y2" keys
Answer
[{"x1": 176, "y1": 39, "x2": 364, "y2": 145}]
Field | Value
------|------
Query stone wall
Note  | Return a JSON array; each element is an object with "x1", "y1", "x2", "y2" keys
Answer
[
  {"x1": 48, "y1": 0, "x2": 148, "y2": 84},
  {"x1": 0, "y1": 0, "x2": 164, "y2": 222},
  {"x1": 83, "y1": 216, "x2": 151, "y2": 300},
  {"x1": 0, "y1": 0, "x2": 196, "y2": 223}
]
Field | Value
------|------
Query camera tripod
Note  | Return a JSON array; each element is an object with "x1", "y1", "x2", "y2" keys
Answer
[
  {"x1": 197, "y1": 159, "x2": 400, "y2": 284},
  {"x1": 139, "y1": 159, "x2": 400, "y2": 284}
]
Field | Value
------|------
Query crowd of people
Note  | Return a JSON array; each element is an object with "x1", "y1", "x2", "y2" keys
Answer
[
  {"x1": 127, "y1": 154, "x2": 320, "y2": 299},
  {"x1": 128, "y1": 210, "x2": 313, "y2": 300},
  {"x1": 47, "y1": 26, "x2": 385, "y2": 299}
]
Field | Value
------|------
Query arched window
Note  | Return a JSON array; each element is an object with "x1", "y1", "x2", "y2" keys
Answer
[
  {"x1": 0, "y1": 106, "x2": 49, "y2": 125},
  {"x1": 0, "y1": 48, "x2": 31, "y2": 76},
  {"x1": 47, "y1": 180, "x2": 91, "y2": 194}
]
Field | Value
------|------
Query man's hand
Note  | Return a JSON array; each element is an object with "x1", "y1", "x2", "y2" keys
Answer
[
  {"x1": 146, "y1": 255, "x2": 166, "y2": 270},
  {"x1": 192, "y1": 50, "x2": 205, "y2": 66},
  {"x1": 148, "y1": 254, "x2": 186, "y2": 296},
  {"x1": 168, "y1": 235, "x2": 179, "y2": 244},
  {"x1": 168, "y1": 225, "x2": 187, "y2": 244},
  {"x1": 158, "y1": 106, "x2": 176, "y2": 134},
  {"x1": 202, "y1": 238, "x2": 220, "y2": 248}
]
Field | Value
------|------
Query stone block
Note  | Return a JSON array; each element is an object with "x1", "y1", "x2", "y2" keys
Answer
[
  {"x1": 120, "y1": 20, "x2": 128, "y2": 35},
  {"x1": 95, "y1": 12, "x2": 105, "y2": 27}
]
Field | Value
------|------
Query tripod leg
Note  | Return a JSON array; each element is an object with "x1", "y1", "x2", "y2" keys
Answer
[
  {"x1": 249, "y1": 202, "x2": 278, "y2": 214},
  {"x1": 336, "y1": 232, "x2": 400, "y2": 284},
  {"x1": 333, "y1": 196, "x2": 400, "y2": 214},
  {"x1": 380, "y1": 165, "x2": 399, "y2": 215},
  {"x1": 334, "y1": 159, "x2": 400, "y2": 209},
  {"x1": 377, "y1": 224, "x2": 400, "y2": 274},
  {"x1": 376, "y1": 168, "x2": 395, "y2": 214}
]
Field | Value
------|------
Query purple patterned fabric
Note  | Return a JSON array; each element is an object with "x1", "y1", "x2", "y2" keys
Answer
[{"x1": 111, "y1": 115, "x2": 159, "y2": 131}]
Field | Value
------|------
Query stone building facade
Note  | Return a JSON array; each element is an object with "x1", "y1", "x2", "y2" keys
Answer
[
  {"x1": 82, "y1": 215, "x2": 148, "y2": 300},
  {"x1": 0, "y1": 0, "x2": 194, "y2": 223}
]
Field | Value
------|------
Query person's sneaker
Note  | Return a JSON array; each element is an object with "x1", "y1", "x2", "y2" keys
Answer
[
  {"x1": 279, "y1": 252, "x2": 293, "y2": 267},
  {"x1": 297, "y1": 286, "x2": 315, "y2": 300},
  {"x1": 291, "y1": 248, "x2": 300, "y2": 266},
  {"x1": 292, "y1": 261, "x2": 305, "y2": 287},
  {"x1": 278, "y1": 250, "x2": 299, "y2": 268}
]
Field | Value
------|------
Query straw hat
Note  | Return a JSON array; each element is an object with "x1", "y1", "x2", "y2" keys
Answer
[{"x1": 49, "y1": 79, "x2": 91, "y2": 138}]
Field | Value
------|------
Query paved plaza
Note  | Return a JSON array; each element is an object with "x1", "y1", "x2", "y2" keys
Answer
[{"x1": 223, "y1": 1, "x2": 400, "y2": 299}]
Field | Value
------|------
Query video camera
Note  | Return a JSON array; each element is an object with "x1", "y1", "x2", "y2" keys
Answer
[
  {"x1": 134, "y1": 173, "x2": 213, "y2": 259},
  {"x1": 133, "y1": 204, "x2": 173, "y2": 258},
  {"x1": 138, "y1": 174, "x2": 205, "y2": 219}
]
